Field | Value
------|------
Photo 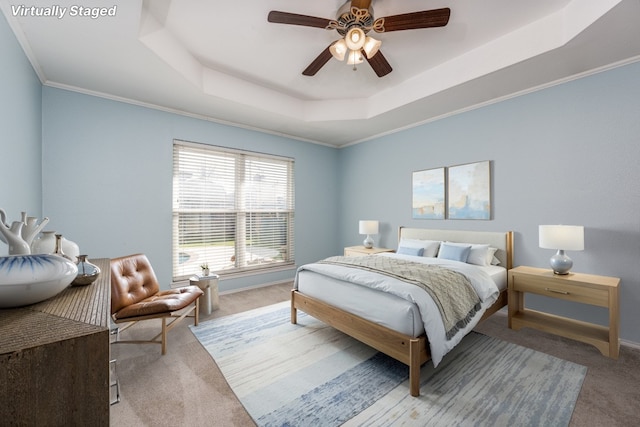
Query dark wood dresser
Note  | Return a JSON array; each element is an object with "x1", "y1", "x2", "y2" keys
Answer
[{"x1": 0, "y1": 258, "x2": 111, "y2": 425}]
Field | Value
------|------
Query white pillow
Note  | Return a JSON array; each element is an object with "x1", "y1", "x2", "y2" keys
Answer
[
  {"x1": 445, "y1": 242, "x2": 494, "y2": 266},
  {"x1": 398, "y1": 239, "x2": 441, "y2": 257},
  {"x1": 467, "y1": 244, "x2": 491, "y2": 266},
  {"x1": 488, "y1": 247, "x2": 501, "y2": 265}
]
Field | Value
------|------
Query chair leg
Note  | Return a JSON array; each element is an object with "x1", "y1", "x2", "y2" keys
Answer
[
  {"x1": 113, "y1": 296, "x2": 201, "y2": 355},
  {"x1": 194, "y1": 297, "x2": 200, "y2": 326},
  {"x1": 161, "y1": 318, "x2": 167, "y2": 355}
]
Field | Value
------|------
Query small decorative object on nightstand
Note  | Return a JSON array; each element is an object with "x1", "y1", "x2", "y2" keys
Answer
[
  {"x1": 344, "y1": 246, "x2": 393, "y2": 256},
  {"x1": 359, "y1": 220, "x2": 379, "y2": 249},
  {"x1": 200, "y1": 262, "x2": 210, "y2": 276},
  {"x1": 508, "y1": 265, "x2": 620, "y2": 358}
]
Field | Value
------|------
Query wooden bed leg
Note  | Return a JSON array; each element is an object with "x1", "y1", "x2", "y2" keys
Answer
[
  {"x1": 290, "y1": 290, "x2": 297, "y2": 324},
  {"x1": 409, "y1": 338, "x2": 420, "y2": 397}
]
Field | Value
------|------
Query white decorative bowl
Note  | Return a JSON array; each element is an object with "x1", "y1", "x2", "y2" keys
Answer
[{"x1": 0, "y1": 254, "x2": 78, "y2": 308}]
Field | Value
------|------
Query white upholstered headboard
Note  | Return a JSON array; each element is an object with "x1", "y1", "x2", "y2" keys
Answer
[{"x1": 398, "y1": 227, "x2": 514, "y2": 270}]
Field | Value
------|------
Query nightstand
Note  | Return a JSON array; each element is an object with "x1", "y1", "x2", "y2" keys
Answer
[
  {"x1": 344, "y1": 246, "x2": 394, "y2": 256},
  {"x1": 508, "y1": 266, "x2": 620, "y2": 358}
]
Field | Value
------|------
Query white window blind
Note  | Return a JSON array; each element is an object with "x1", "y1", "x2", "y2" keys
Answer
[{"x1": 172, "y1": 140, "x2": 295, "y2": 281}]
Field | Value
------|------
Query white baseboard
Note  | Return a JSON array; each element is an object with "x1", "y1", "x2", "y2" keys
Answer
[
  {"x1": 171, "y1": 278, "x2": 293, "y2": 292},
  {"x1": 219, "y1": 279, "x2": 292, "y2": 295},
  {"x1": 621, "y1": 338, "x2": 640, "y2": 350}
]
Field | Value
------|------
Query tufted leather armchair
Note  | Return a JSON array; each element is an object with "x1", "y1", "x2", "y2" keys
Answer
[{"x1": 110, "y1": 253, "x2": 204, "y2": 355}]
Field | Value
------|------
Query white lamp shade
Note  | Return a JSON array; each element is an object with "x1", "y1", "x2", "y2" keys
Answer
[
  {"x1": 346, "y1": 50, "x2": 364, "y2": 65},
  {"x1": 363, "y1": 36, "x2": 381, "y2": 59},
  {"x1": 345, "y1": 28, "x2": 366, "y2": 50},
  {"x1": 359, "y1": 220, "x2": 379, "y2": 235},
  {"x1": 539, "y1": 225, "x2": 584, "y2": 250},
  {"x1": 330, "y1": 39, "x2": 347, "y2": 61}
]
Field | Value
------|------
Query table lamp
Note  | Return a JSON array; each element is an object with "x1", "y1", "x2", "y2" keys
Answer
[
  {"x1": 539, "y1": 225, "x2": 584, "y2": 275},
  {"x1": 359, "y1": 220, "x2": 379, "y2": 249}
]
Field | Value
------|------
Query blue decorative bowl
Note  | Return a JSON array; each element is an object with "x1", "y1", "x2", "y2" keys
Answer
[{"x1": 0, "y1": 254, "x2": 78, "y2": 308}]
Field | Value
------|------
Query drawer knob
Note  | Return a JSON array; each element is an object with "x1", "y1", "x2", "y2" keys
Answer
[{"x1": 545, "y1": 287, "x2": 570, "y2": 295}]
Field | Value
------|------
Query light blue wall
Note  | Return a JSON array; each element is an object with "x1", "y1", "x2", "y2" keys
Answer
[
  {"x1": 339, "y1": 61, "x2": 640, "y2": 344},
  {"x1": 1, "y1": 12, "x2": 339, "y2": 292},
  {"x1": 40, "y1": 88, "x2": 340, "y2": 291},
  {"x1": 3, "y1": 10, "x2": 639, "y2": 344},
  {"x1": 0, "y1": 12, "x2": 42, "y2": 221}
]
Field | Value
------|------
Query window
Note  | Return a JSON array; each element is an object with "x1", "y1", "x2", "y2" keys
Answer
[{"x1": 172, "y1": 140, "x2": 294, "y2": 281}]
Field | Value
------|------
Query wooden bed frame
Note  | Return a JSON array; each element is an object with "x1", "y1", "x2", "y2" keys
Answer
[{"x1": 291, "y1": 227, "x2": 514, "y2": 397}]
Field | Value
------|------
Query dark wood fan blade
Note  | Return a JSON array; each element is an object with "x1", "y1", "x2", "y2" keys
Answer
[
  {"x1": 350, "y1": 0, "x2": 372, "y2": 9},
  {"x1": 374, "y1": 8, "x2": 450, "y2": 32},
  {"x1": 365, "y1": 50, "x2": 393, "y2": 77},
  {"x1": 268, "y1": 11, "x2": 332, "y2": 29},
  {"x1": 302, "y1": 46, "x2": 334, "y2": 76}
]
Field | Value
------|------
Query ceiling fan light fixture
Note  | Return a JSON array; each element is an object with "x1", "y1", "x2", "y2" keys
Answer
[
  {"x1": 329, "y1": 39, "x2": 348, "y2": 61},
  {"x1": 363, "y1": 36, "x2": 381, "y2": 59},
  {"x1": 268, "y1": 6, "x2": 451, "y2": 77},
  {"x1": 345, "y1": 27, "x2": 366, "y2": 50},
  {"x1": 346, "y1": 49, "x2": 364, "y2": 65}
]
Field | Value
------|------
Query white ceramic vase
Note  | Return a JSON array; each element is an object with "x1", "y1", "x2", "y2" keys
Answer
[
  {"x1": 20, "y1": 213, "x2": 50, "y2": 247},
  {"x1": 31, "y1": 231, "x2": 80, "y2": 262},
  {"x1": 0, "y1": 220, "x2": 31, "y2": 255},
  {"x1": 0, "y1": 209, "x2": 50, "y2": 255}
]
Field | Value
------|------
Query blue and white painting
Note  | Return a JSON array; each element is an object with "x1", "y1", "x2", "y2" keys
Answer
[
  {"x1": 447, "y1": 161, "x2": 491, "y2": 220},
  {"x1": 412, "y1": 168, "x2": 445, "y2": 219}
]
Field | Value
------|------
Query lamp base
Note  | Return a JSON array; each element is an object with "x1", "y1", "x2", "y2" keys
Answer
[
  {"x1": 550, "y1": 250, "x2": 573, "y2": 275},
  {"x1": 363, "y1": 235, "x2": 374, "y2": 249}
]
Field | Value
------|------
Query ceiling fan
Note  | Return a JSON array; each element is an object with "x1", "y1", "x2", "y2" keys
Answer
[{"x1": 267, "y1": 0, "x2": 450, "y2": 77}]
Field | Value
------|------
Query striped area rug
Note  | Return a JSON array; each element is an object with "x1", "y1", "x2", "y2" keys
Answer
[{"x1": 191, "y1": 301, "x2": 586, "y2": 426}]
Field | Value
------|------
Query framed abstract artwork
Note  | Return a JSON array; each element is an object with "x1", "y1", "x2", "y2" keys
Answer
[
  {"x1": 447, "y1": 160, "x2": 491, "y2": 220},
  {"x1": 412, "y1": 168, "x2": 445, "y2": 219}
]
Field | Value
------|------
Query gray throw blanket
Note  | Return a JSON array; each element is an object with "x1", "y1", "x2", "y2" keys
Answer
[{"x1": 319, "y1": 256, "x2": 481, "y2": 340}]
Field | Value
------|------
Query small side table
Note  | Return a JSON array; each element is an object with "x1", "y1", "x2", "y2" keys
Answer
[
  {"x1": 508, "y1": 266, "x2": 620, "y2": 358},
  {"x1": 344, "y1": 246, "x2": 394, "y2": 256},
  {"x1": 189, "y1": 274, "x2": 220, "y2": 315}
]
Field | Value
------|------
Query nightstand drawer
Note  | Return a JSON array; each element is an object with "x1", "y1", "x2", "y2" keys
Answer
[{"x1": 511, "y1": 274, "x2": 609, "y2": 307}]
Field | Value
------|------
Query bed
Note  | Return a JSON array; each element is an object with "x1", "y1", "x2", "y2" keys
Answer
[{"x1": 291, "y1": 227, "x2": 514, "y2": 397}]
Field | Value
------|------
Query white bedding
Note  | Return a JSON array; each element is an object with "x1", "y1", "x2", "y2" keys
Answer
[{"x1": 294, "y1": 252, "x2": 502, "y2": 367}]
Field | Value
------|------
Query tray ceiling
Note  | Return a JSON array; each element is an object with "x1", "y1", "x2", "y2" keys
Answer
[{"x1": 3, "y1": 0, "x2": 640, "y2": 146}]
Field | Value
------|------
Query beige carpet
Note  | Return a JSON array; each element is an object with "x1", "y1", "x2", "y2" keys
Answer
[{"x1": 110, "y1": 283, "x2": 640, "y2": 426}]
